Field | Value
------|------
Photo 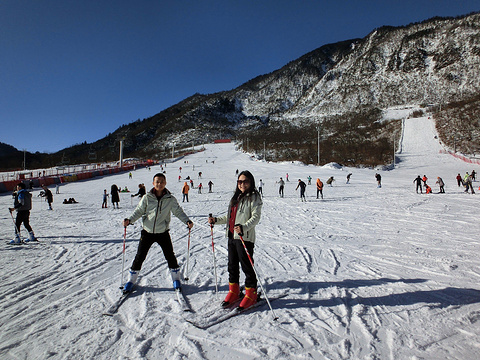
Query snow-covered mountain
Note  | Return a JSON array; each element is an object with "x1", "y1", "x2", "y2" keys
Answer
[
  {"x1": 103, "y1": 13, "x2": 480, "y2": 161},
  {"x1": 5, "y1": 12, "x2": 478, "y2": 169}
]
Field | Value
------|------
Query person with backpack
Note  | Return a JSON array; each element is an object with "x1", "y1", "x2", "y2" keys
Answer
[
  {"x1": 326, "y1": 176, "x2": 335, "y2": 186},
  {"x1": 464, "y1": 173, "x2": 475, "y2": 194},
  {"x1": 316, "y1": 178, "x2": 324, "y2": 199},
  {"x1": 208, "y1": 170, "x2": 263, "y2": 310},
  {"x1": 436, "y1": 177, "x2": 445, "y2": 193},
  {"x1": 122, "y1": 173, "x2": 194, "y2": 293},
  {"x1": 9, "y1": 182, "x2": 36, "y2": 244}
]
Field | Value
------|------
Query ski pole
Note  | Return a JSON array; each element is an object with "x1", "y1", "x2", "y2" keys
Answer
[
  {"x1": 184, "y1": 227, "x2": 191, "y2": 281},
  {"x1": 238, "y1": 234, "x2": 279, "y2": 321},
  {"x1": 120, "y1": 226, "x2": 127, "y2": 289},
  {"x1": 9, "y1": 210, "x2": 21, "y2": 238},
  {"x1": 209, "y1": 213, "x2": 218, "y2": 293}
]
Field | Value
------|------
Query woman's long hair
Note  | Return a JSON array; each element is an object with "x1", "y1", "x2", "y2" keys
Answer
[{"x1": 230, "y1": 170, "x2": 259, "y2": 206}]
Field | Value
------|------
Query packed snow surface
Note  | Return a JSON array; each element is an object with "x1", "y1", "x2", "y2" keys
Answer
[{"x1": 1, "y1": 116, "x2": 479, "y2": 359}]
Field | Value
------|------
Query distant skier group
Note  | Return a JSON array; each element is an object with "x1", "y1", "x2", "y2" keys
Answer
[{"x1": 413, "y1": 170, "x2": 476, "y2": 194}]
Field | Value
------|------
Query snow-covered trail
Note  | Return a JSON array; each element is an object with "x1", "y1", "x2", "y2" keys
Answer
[{"x1": 0, "y1": 116, "x2": 479, "y2": 359}]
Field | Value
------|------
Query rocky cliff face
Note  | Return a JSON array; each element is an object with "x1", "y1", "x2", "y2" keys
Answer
[{"x1": 230, "y1": 13, "x2": 480, "y2": 125}]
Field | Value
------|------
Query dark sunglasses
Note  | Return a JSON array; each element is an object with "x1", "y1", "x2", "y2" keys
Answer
[{"x1": 237, "y1": 179, "x2": 250, "y2": 185}]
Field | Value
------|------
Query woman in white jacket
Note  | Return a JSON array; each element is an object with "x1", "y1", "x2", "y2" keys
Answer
[
  {"x1": 208, "y1": 170, "x2": 263, "y2": 310},
  {"x1": 122, "y1": 173, "x2": 193, "y2": 293}
]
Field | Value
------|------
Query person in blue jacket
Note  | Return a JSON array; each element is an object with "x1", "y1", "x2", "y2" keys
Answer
[{"x1": 9, "y1": 182, "x2": 36, "y2": 244}]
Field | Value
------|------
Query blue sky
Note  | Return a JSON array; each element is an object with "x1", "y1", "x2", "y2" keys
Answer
[{"x1": 1, "y1": 1, "x2": 479, "y2": 153}]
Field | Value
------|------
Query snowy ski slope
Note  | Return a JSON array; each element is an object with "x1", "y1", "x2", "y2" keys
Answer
[{"x1": 0, "y1": 116, "x2": 479, "y2": 359}]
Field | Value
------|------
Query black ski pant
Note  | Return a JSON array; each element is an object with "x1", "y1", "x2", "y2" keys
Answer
[
  {"x1": 279, "y1": 185, "x2": 284, "y2": 197},
  {"x1": 227, "y1": 233, "x2": 257, "y2": 289},
  {"x1": 317, "y1": 189, "x2": 323, "y2": 199},
  {"x1": 131, "y1": 230, "x2": 179, "y2": 271},
  {"x1": 15, "y1": 210, "x2": 32, "y2": 234}
]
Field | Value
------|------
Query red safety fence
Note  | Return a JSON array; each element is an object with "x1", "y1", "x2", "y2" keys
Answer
[
  {"x1": 0, "y1": 162, "x2": 150, "y2": 194},
  {"x1": 439, "y1": 150, "x2": 480, "y2": 165}
]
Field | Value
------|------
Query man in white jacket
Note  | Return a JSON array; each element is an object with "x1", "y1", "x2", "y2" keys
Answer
[{"x1": 122, "y1": 173, "x2": 193, "y2": 293}]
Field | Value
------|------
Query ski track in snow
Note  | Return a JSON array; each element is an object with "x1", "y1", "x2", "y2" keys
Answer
[{"x1": 0, "y1": 116, "x2": 479, "y2": 359}]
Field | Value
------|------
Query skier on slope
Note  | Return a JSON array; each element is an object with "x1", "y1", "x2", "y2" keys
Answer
[
  {"x1": 9, "y1": 182, "x2": 36, "y2": 244},
  {"x1": 208, "y1": 170, "x2": 263, "y2": 310},
  {"x1": 41, "y1": 185, "x2": 54, "y2": 210},
  {"x1": 296, "y1": 179, "x2": 307, "y2": 202},
  {"x1": 131, "y1": 183, "x2": 146, "y2": 198},
  {"x1": 464, "y1": 173, "x2": 475, "y2": 194},
  {"x1": 258, "y1": 179, "x2": 264, "y2": 197},
  {"x1": 111, "y1": 184, "x2": 120, "y2": 209},
  {"x1": 102, "y1": 189, "x2": 109, "y2": 208},
  {"x1": 326, "y1": 176, "x2": 335, "y2": 186},
  {"x1": 277, "y1": 177, "x2": 285, "y2": 197},
  {"x1": 422, "y1": 175, "x2": 428, "y2": 186},
  {"x1": 346, "y1": 173, "x2": 352, "y2": 184},
  {"x1": 456, "y1": 173, "x2": 463, "y2": 187},
  {"x1": 122, "y1": 173, "x2": 194, "y2": 293},
  {"x1": 182, "y1": 181, "x2": 190, "y2": 202},
  {"x1": 436, "y1": 177, "x2": 445, "y2": 193},
  {"x1": 413, "y1": 175, "x2": 423, "y2": 193},
  {"x1": 316, "y1": 178, "x2": 324, "y2": 199}
]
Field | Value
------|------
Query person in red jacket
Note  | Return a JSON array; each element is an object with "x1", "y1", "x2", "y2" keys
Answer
[
  {"x1": 456, "y1": 173, "x2": 463, "y2": 187},
  {"x1": 422, "y1": 175, "x2": 428, "y2": 186}
]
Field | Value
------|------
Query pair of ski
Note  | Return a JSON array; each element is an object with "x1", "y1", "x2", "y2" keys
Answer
[
  {"x1": 102, "y1": 287, "x2": 191, "y2": 316},
  {"x1": 103, "y1": 288, "x2": 286, "y2": 328},
  {"x1": 185, "y1": 292, "x2": 287, "y2": 329}
]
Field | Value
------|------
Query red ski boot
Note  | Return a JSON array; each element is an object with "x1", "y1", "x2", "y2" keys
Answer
[
  {"x1": 221, "y1": 283, "x2": 240, "y2": 307},
  {"x1": 238, "y1": 287, "x2": 257, "y2": 310}
]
